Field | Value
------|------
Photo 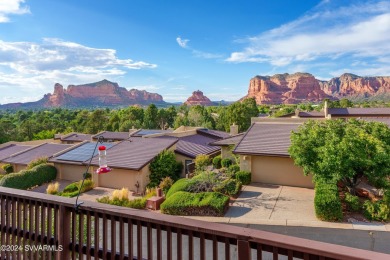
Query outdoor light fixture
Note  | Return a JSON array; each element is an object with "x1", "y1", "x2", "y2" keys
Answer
[{"x1": 75, "y1": 136, "x2": 111, "y2": 210}]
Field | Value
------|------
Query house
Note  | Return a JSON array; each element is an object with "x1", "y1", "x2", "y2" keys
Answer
[
  {"x1": 210, "y1": 133, "x2": 244, "y2": 160},
  {"x1": 48, "y1": 141, "x2": 115, "y2": 182},
  {"x1": 2, "y1": 143, "x2": 73, "y2": 172},
  {"x1": 233, "y1": 121, "x2": 314, "y2": 188},
  {"x1": 295, "y1": 106, "x2": 390, "y2": 119},
  {"x1": 60, "y1": 132, "x2": 93, "y2": 144},
  {"x1": 0, "y1": 144, "x2": 33, "y2": 173},
  {"x1": 89, "y1": 137, "x2": 178, "y2": 192},
  {"x1": 92, "y1": 131, "x2": 133, "y2": 142}
]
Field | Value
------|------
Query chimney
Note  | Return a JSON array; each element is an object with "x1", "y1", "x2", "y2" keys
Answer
[
  {"x1": 230, "y1": 123, "x2": 238, "y2": 135},
  {"x1": 324, "y1": 100, "x2": 328, "y2": 118}
]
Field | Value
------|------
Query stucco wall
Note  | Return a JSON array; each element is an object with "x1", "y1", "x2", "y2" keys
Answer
[
  {"x1": 13, "y1": 164, "x2": 26, "y2": 173},
  {"x1": 54, "y1": 163, "x2": 85, "y2": 182},
  {"x1": 221, "y1": 147, "x2": 234, "y2": 160},
  {"x1": 174, "y1": 153, "x2": 193, "y2": 177},
  {"x1": 239, "y1": 155, "x2": 251, "y2": 172},
  {"x1": 250, "y1": 156, "x2": 314, "y2": 188},
  {"x1": 92, "y1": 165, "x2": 149, "y2": 193}
]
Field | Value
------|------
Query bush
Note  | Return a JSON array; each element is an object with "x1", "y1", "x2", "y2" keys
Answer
[
  {"x1": 26, "y1": 157, "x2": 48, "y2": 170},
  {"x1": 213, "y1": 178, "x2": 241, "y2": 197},
  {"x1": 161, "y1": 191, "x2": 229, "y2": 216},
  {"x1": 2, "y1": 164, "x2": 13, "y2": 174},
  {"x1": 363, "y1": 200, "x2": 390, "y2": 221},
  {"x1": 148, "y1": 150, "x2": 182, "y2": 188},
  {"x1": 46, "y1": 182, "x2": 59, "y2": 195},
  {"x1": 165, "y1": 178, "x2": 193, "y2": 198},
  {"x1": 97, "y1": 189, "x2": 156, "y2": 209},
  {"x1": 344, "y1": 192, "x2": 361, "y2": 212},
  {"x1": 59, "y1": 179, "x2": 94, "y2": 198},
  {"x1": 314, "y1": 181, "x2": 343, "y2": 221},
  {"x1": 221, "y1": 158, "x2": 232, "y2": 168},
  {"x1": 227, "y1": 164, "x2": 240, "y2": 175},
  {"x1": 112, "y1": 188, "x2": 129, "y2": 201},
  {"x1": 195, "y1": 154, "x2": 210, "y2": 172},
  {"x1": 212, "y1": 155, "x2": 222, "y2": 169},
  {"x1": 0, "y1": 164, "x2": 57, "y2": 190},
  {"x1": 235, "y1": 171, "x2": 251, "y2": 185},
  {"x1": 383, "y1": 189, "x2": 390, "y2": 206},
  {"x1": 159, "y1": 177, "x2": 174, "y2": 195}
]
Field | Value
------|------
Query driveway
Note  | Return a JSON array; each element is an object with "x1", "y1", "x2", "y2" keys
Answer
[{"x1": 225, "y1": 183, "x2": 316, "y2": 223}]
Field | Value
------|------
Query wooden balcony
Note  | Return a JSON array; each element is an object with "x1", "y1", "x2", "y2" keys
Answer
[{"x1": 0, "y1": 186, "x2": 388, "y2": 259}]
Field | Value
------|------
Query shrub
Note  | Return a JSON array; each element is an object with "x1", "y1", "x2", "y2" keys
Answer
[
  {"x1": 383, "y1": 189, "x2": 390, "y2": 206},
  {"x1": 363, "y1": 200, "x2": 390, "y2": 221},
  {"x1": 148, "y1": 150, "x2": 182, "y2": 188},
  {"x1": 84, "y1": 172, "x2": 92, "y2": 179},
  {"x1": 46, "y1": 182, "x2": 59, "y2": 195},
  {"x1": 344, "y1": 192, "x2": 361, "y2": 212},
  {"x1": 227, "y1": 164, "x2": 240, "y2": 175},
  {"x1": 161, "y1": 191, "x2": 229, "y2": 216},
  {"x1": 59, "y1": 179, "x2": 95, "y2": 198},
  {"x1": 159, "y1": 177, "x2": 174, "y2": 195},
  {"x1": 97, "y1": 188, "x2": 156, "y2": 209},
  {"x1": 112, "y1": 188, "x2": 129, "y2": 201},
  {"x1": 221, "y1": 158, "x2": 232, "y2": 168},
  {"x1": 26, "y1": 157, "x2": 48, "y2": 170},
  {"x1": 0, "y1": 164, "x2": 57, "y2": 190},
  {"x1": 2, "y1": 164, "x2": 13, "y2": 174},
  {"x1": 212, "y1": 155, "x2": 222, "y2": 169},
  {"x1": 235, "y1": 171, "x2": 251, "y2": 185},
  {"x1": 314, "y1": 180, "x2": 343, "y2": 221},
  {"x1": 195, "y1": 154, "x2": 210, "y2": 172},
  {"x1": 213, "y1": 178, "x2": 241, "y2": 197},
  {"x1": 165, "y1": 178, "x2": 193, "y2": 198}
]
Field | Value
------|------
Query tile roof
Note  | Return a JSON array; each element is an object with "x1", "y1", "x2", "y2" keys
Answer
[
  {"x1": 3, "y1": 143, "x2": 73, "y2": 165},
  {"x1": 92, "y1": 131, "x2": 130, "y2": 141},
  {"x1": 297, "y1": 111, "x2": 325, "y2": 118},
  {"x1": 328, "y1": 108, "x2": 390, "y2": 116},
  {"x1": 234, "y1": 122, "x2": 302, "y2": 157},
  {"x1": 361, "y1": 117, "x2": 390, "y2": 126},
  {"x1": 168, "y1": 134, "x2": 220, "y2": 158},
  {"x1": 197, "y1": 128, "x2": 231, "y2": 139},
  {"x1": 61, "y1": 133, "x2": 92, "y2": 142},
  {"x1": 131, "y1": 129, "x2": 173, "y2": 137},
  {"x1": 49, "y1": 142, "x2": 115, "y2": 165},
  {"x1": 90, "y1": 137, "x2": 178, "y2": 170},
  {"x1": 210, "y1": 133, "x2": 244, "y2": 146},
  {"x1": 0, "y1": 144, "x2": 34, "y2": 161}
]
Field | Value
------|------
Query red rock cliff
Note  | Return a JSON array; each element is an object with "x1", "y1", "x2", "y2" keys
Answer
[
  {"x1": 184, "y1": 90, "x2": 214, "y2": 106},
  {"x1": 244, "y1": 73, "x2": 390, "y2": 104}
]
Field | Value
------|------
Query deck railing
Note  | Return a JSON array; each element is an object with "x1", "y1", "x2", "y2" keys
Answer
[{"x1": 0, "y1": 186, "x2": 388, "y2": 260}]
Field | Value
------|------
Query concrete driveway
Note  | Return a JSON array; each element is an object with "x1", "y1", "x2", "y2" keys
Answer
[{"x1": 225, "y1": 183, "x2": 316, "y2": 223}]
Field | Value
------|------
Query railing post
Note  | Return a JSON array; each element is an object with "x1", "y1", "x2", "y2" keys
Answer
[
  {"x1": 56, "y1": 205, "x2": 71, "y2": 260},
  {"x1": 237, "y1": 239, "x2": 251, "y2": 260}
]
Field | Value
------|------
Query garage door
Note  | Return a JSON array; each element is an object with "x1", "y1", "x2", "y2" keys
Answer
[{"x1": 251, "y1": 156, "x2": 314, "y2": 188}]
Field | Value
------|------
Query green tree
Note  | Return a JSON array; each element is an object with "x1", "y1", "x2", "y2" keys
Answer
[
  {"x1": 289, "y1": 119, "x2": 390, "y2": 193},
  {"x1": 148, "y1": 150, "x2": 182, "y2": 188},
  {"x1": 143, "y1": 104, "x2": 158, "y2": 129}
]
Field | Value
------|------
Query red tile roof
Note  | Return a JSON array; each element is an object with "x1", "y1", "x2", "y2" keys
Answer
[
  {"x1": 0, "y1": 144, "x2": 34, "y2": 161},
  {"x1": 3, "y1": 143, "x2": 73, "y2": 165},
  {"x1": 90, "y1": 137, "x2": 178, "y2": 170},
  {"x1": 234, "y1": 122, "x2": 302, "y2": 157}
]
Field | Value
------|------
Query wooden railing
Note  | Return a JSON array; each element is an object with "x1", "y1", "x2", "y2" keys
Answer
[{"x1": 0, "y1": 186, "x2": 389, "y2": 260}]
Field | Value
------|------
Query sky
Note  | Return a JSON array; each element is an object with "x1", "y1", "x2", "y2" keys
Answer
[{"x1": 0, "y1": 0, "x2": 389, "y2": 104}]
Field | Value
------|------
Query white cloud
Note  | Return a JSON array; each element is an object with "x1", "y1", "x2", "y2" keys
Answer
[
  {"x1": 0, "y1": 0, "x2": 29, "y2": 22},
  {"x1": 176, "y1": 36, "x2": 222, "y2": 59},
  {"x1": 176, "y1": 37, "x2": 189, "y2": 48},
  {"x1": 127, "y1": 84, "x2": 161, "y2": 92},
  {"x1": 0, "y1": 38, "x2": 157, "y2": 104},
  {"x1": 226, "y1": 1, "x2": 390, "y2": 69}
]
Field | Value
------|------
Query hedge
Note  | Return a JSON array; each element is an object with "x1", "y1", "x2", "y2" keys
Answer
[
  {"x1": 213, "y1": 178, "x2": 241, "y2": 197},
  {"x1": 165, "y1": 178, "x2": 193, "y2": 198},
  {"x1": 0, "y1": 164, "x2": 57, "y2": 190},
  {"x1": 59, "y1": 179, "x2": 95, "y2": 198},
  {"x1": 212, "y1": 155, "x2": 222, "y2": 169},
  {"x1": 2, "y1": 164, "x2": 13, "y2": 174},
  {"x1": 314, "y1": 180, "x2": 343, "y2": 221},
  {"x1": 161, "y1": 191, "x2": 229, "y2": 216},
  {"x1": 235, "y1": 171, "x2": 251, "y2": 185}
]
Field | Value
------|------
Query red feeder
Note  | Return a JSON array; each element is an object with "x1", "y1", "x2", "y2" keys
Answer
[{"x1": 96, "y1": 145, "x2": 111, "y2": 174}]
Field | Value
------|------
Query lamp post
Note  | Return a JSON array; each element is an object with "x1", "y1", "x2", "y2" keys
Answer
[{"x1": 75, "y1": 136, "x2": 111, "y2": 210}]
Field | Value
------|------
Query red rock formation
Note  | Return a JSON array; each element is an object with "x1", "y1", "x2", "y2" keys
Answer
[
  {"x1": 244, "y1": 73, "x2": 390, "y2": 104},
  {"x1": 184, "y1": 90, "x2": 214, "y2": 106}
]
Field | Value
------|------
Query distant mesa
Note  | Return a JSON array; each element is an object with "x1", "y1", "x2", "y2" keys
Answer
[
  {"x1": 0, "y1": 79, "x2": 165, "y2": 109},
  {"x1": 184, "y1": 90, "x2": 214, "y2": 106},
  {"x1": 243, "y1": 72, "x2": 390, "y2": 104}
]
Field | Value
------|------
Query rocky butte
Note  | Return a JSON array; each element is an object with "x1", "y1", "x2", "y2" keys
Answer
[
  {"x1": 1, "y1": 80, "x2": 165, "y2": 109},
  {"x1": 243, "y1": 73, "x2": 390, "y2": 104},
  {"x1": 184, "y1": 90, "x2": 214, "y2": 106}
]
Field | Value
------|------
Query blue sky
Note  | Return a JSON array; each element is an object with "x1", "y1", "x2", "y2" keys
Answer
[{"x1": 0, "y1": 0, "x2": 389, "y2": 104}]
